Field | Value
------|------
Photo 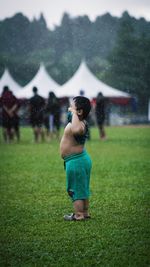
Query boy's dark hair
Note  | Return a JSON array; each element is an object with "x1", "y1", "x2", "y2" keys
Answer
[{"x1": 73, "y1": 96, "x2": 91, "y2": 119}]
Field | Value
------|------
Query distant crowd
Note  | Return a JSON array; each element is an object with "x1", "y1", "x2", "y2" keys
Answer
[
  {"x1": 0, "y1": 86, "x2": 61, "y2": 143},
  {"x1": 0, "y1": 85, "x2": 107, "y2": 143}
]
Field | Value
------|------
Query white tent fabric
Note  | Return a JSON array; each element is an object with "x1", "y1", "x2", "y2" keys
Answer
[
  {"x1": 16, "y1": 63, "x2": 60, "y2": 98},
  {"x1": 0, "y1": 68, "x2": 22, "y2": 96},
  {"x1": 57, "y1": 61, "x2": 130, "y2": 99}
]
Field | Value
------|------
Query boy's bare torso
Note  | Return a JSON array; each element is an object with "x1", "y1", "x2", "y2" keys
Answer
[{"x1": 60, "y1": 122, "x2": 84, "y2": 158}]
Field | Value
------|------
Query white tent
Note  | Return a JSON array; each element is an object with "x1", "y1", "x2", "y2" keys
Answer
[
  {"x1": 57, "y1": 60, "x2": 130, "y2": 99},
  {"x1": 16, "y1": 63, "x2": 60, "y2": 98},
  {"x1": 0, "y1": 68, "x2": 22, "y2": 96}
]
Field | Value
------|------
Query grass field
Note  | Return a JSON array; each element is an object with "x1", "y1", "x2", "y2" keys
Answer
[{"x1": 0, "y1": 126, "x2": 150, "y2": 267}]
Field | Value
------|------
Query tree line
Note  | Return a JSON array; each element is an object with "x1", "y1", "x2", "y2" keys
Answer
[{"x1": 0, "y1": 11, "x2": 150, "y2": 112}]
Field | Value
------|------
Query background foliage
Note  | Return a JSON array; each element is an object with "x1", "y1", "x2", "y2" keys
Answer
[{"x1": 0, "y1": 11, "x2": 150, "y2": 112}]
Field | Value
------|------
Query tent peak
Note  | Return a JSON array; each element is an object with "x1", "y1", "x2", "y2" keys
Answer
[{"x1": 58, "y1": 60, "x2": 130, "y2": 98}]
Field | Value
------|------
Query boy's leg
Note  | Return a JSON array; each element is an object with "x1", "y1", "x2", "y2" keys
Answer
[
  {"x1": 83, "y1": 199, "x2": 90, "y2": 217},
  {"x1": 73, "y1": 200, "x2": 84, "y2": 220}
]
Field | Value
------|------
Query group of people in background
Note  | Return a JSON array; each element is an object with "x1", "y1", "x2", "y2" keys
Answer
[
  {"x1": 30, "y1": 86, "x2": 60, "y2": 143},
  {"x1": 0, "y1": 85, "x2": 107, "y2": 143},
  {"x1": 0, "y1": 86, "x2": 61, "y2": 143}
]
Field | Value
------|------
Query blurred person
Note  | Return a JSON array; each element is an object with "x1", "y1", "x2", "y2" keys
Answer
[
  {"x1": 11, "y1": 91, "x2": 21, "y2": 142},
  {"x1": 44, "y1": 91, "x2": 60, "y2": 140},
  {"x1": 0, "y1": 86, "x2": 18, "y2": 143},
  {"x1": 29, "y1": 87, "x2": 45, "y2": 142},
  {"x1": 95, "y1": 92, "x2": 107, "y2": 140}
]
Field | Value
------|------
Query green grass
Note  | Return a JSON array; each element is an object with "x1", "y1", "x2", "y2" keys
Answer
[{"x1": 0, "y1": 126, "x2": 150, "y2": 267}]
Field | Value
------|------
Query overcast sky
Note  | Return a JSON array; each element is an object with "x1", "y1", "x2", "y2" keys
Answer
[{"x1": 0, "y1": 0, "x2": 150, "y2": 29}]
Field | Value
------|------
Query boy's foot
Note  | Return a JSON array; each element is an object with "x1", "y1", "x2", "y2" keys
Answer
[{"x1": 64, "y1": 213, "x2": 85, "y2": 221}]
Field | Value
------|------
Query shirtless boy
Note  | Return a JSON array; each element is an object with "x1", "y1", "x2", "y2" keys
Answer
[{"x1": 60, "y1": 96, "x2": 92, "y2": 221}]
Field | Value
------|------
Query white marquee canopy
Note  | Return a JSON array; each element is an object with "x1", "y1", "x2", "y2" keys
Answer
[
  {"x1": 0, "y1": 68, "x2": 22, "y2": 96},
  {"x1": 16, "y1": 63, "x2": 60, "y2": 98},
  {"x1": 57, "y1": 61, "x2": 130, "y2": 99},
  {"x1": 1, "y1": 62, "x2": 130, "y2": 100}
]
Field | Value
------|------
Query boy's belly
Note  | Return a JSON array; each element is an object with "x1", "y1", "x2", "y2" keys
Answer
[{"x1": 60, "y1": 141, "x2": 83, "y2": 158}]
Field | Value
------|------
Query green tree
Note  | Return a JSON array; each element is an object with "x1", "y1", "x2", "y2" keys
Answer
[
  {"x1": 105, "y1": 16, "x2": 150, "y2": 113},
  {"x1": 0, "y1": 11, "x2": 150, "y2": 89}
]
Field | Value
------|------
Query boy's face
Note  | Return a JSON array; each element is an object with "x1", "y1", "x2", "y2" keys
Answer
[{"x1": 68, "y1": 100, "x2": 83, "y2": 118}]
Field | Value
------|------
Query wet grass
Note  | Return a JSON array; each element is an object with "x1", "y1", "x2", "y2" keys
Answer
[{"x1": 0, "y1": 126, "x2": 150, "y2": 267}]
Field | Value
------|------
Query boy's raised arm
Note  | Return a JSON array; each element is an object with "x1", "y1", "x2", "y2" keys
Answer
[{"x1": 69, "y1": 107, "x2": 84, "y2": 135}]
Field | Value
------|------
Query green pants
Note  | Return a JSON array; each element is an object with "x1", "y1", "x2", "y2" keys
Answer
[{"x1": 64, "y1": 150, "x2": 92, "y2": 201}]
